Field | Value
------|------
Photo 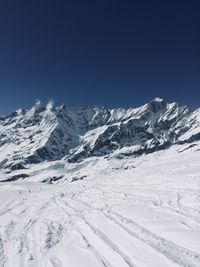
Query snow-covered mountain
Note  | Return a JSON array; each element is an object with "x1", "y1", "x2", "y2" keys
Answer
[
  {"x1": 0, "y1": 98, "x2": 200, "y2": 267},
  {"x1": 0, "y1": 97, "x2": 200, "y2": 172}
]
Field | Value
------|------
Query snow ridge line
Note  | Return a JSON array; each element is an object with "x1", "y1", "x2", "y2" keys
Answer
[
  {"x1": 53, "y1": 197, "x2": 115, "y2": 267},
  {"x1": 164, "y1": 202, "x2": 200, "y2": 224},
  {"x1": 92, "y1": 188, "x2": 200, "y2": 224},
  {"x1": 55, "y1": 196, "x2": 137, "y2": 267},
  {"x1": 103, "y1": 210, "x2": 200, "y2": 267},
  {"x1": 62, "y1": 194, "x2": 200, "y2": 267},
  {"x1": 16, "y1": 198, "x2": 53, "y2": 267},
  {"x1": 0, "y1": 199, "x2": 25, "y2": 217},
  {"x1": 75, "y1": 228, "x2": 113, "y2": 267}
]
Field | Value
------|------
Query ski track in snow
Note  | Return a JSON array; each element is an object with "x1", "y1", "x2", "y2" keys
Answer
[
  {"x1": 0, "y1": 147, "x2": 200, "y2": 267},
  {"x1": 54, "y1": 194, "x2": 200, "y2": 267},
  {"x1": 0, "y1": 185, "x2": 199, "y2": 267},
  {"x1": 54, "y1": 197, "x2": 137, "y2": 267}
]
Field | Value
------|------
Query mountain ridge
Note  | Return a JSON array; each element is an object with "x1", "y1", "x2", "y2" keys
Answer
[{"x1": 0, "y1": 97, "x2": 199, "y2": 172}]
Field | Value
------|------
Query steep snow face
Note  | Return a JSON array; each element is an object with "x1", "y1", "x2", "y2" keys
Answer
[
  {"x1": 67, "y1": 99, "x2": 190, "y2": 161},
  {"x1": 0, "y1": 102, "x2": 58, "y2": 170},
  {"x1": 176, "y1": 108, "x2": 200, "y2": 143},
  {"x1": 0, "y1": 98, "x2": 200, "y2": 170},
  {"x1": 0, "y1": 103, "x2": 111, "y2": 170}
]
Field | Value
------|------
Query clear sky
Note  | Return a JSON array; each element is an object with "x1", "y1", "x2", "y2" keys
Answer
[{"x1": 0, "y1": 0, "x2": 200, "y2": 115}]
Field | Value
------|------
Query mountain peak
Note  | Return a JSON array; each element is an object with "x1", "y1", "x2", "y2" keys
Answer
[
  {"x1": 46, "y1": 101, "x2": 54, "y2": 112},
  {"x1": 148, "y1": 97, "x2": 166, "y2": 113},
  {"x1": 152, "y1": 97, "x2": 164, "y2": 102},
  {"x1": 30, "y1": 100, "x2": 46, "y2": 114}
]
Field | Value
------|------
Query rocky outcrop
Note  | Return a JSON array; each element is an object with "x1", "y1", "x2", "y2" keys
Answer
[{"x1": 0, "y1": 98, "x2": 199, "y2": 170}]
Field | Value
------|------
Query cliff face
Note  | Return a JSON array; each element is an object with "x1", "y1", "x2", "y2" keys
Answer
[{"x1": 0, "y1": 98, "x2": 199, "y2": 170}]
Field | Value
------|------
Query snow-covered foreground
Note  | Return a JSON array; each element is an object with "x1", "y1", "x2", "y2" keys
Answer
[{"x1": 0, "y1": 144, "x2": 200, "y2": 267}]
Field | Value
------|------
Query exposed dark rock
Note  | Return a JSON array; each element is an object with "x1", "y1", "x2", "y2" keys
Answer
[
  {"x1": 2, "y1": 173, "x2": 29, "y2": 182},
  {"x1": 0, "y1": 98, "x2": 199, "y2": 170}
]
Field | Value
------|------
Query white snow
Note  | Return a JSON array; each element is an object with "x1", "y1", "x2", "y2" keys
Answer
[{"x1": 0, "y1": 142, "x2": 200, "y2": 267}]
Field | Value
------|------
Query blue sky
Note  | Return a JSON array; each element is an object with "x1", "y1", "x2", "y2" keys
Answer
[{"x1": 0, "y1": 0, "x2": 200, "y2": 115}]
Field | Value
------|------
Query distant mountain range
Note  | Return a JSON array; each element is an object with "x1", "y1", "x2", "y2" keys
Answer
[{"x1": 0, "y1": 97, "x2": 200, "y2": 172}]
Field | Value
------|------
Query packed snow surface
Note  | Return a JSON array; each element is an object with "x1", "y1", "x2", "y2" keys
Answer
[{"x1": 0, "y1": 143, "x2": 200, "y2": 267}]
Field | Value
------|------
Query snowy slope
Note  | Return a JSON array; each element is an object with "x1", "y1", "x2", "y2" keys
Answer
[
  {"x1": 0, "y1": 143, "x2": 200, "y2": 267},
  {"x1": 0, "y1": 98, "x2": 200, "y2": 266}
]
